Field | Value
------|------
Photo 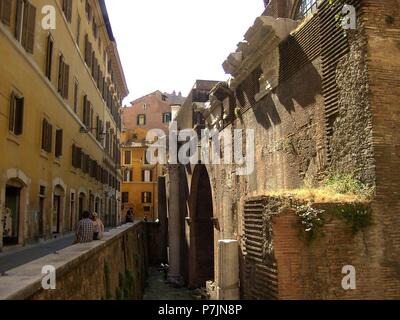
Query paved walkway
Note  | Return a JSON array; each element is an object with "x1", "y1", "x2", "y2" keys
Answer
[
  {"x1": 0, "y1": 234, "x2": 75, "y2": 274},
  {"x1": 144, "y1": 268, "x2": 196, "y2": 300}
]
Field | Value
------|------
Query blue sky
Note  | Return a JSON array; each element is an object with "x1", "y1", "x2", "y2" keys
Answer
[{"x1": 104, "y1": 0, "x2": 265, "y2": 104}]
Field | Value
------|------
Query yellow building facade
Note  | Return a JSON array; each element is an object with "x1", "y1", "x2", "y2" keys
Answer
[
  {"x1": 0, "y1": 0, "x2": 128, "y2": 251},
  {"x1": 120, "y1": 129, "x2": 164, "y2": 222}
]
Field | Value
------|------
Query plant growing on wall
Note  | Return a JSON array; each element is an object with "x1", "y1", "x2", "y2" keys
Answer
[
  {"x1": 335, "y1": 203, "x2": 373, "y2": 234},
  {"x1": 296, "y1": 204, "x2": 326, "y2": 243}
]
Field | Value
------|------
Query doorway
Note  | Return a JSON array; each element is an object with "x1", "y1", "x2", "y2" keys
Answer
[{"x1": 3, "y1": 185, "x2": 21, "y2": 246}]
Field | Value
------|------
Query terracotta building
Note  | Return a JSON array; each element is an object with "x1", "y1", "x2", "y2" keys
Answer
[
  {"x1": 121, "y1": 91, "x2": 185, "y2": 221},
  {"x1": 166, "y1": 0, "x2": 400, "y2": 299},
  {"x1": 0, "y1": 0, "x2": 128, "y2": 251}
]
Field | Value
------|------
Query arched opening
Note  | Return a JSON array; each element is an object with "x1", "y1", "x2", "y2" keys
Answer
[
  {"x1": 189, "y1": 165, "x2": 215, "y2": 288},
  {"x1": 3, "y1": 179, "x2": 25, "y2": 246},
  {"x1": 53, "y1": 185, "x2": 65, "y2": 234}
]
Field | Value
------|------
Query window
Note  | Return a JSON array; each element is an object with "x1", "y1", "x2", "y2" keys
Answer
[
  {"x1": 92, "y1": 18, "x2": 97, "y2": 39},
  {"x1": 162, "y1": 112, "x2": 172, "y2": 123},
  {"x1": 142, "y1": 170, "x2": 152, "y2": 183},
  {"x1": 8, "y1": 92, "x2": 24, "y2": 135},
  {"x1": 15, "y1": 0, "x2": 36, "y2": 54},
  {"x1": 76, "y1": 15, "x2": 81, "y2": 45},
  {"x1": 85, "y1": 0, "x2": 92, "y2": 21},
  {"x1": 142, "y1": 192, "x2": 152, "y2": 204},
  {"x1": 122, "y1": 192, "x2": 129, "y2": 204},
  {"x1": 0, "y1": 0, "x2": 12, "y2": 26},
  {"x1": 61, "y1": 0, "x2": 72, "y2": 23},
  {"x1": 144, "y1": 206, "x2": 151, "y2": 213},
  {"x1": 58, "y1": 54, "x2": 69, "y2": 99},
  {"x1": 55, "y1": 129, "x2": 63, "y2": 158},
  {"x1": 73, "y1": 80, "x2": 78, "y2": 113},
  {"x1": 84, "y1": 34, "x2": 92, "y2": 68},
  {"x1": 41, "y1": 119, "x2": 53, "y2": 153},
  {"x1": 295, "y1": 0, "x2": 318, "y2": 20},
  {"x1": 45, "y1": 34, "x2": 53, "y2": 80},
  {"x1": 137, "y1": 114, "x2": 146, "y2": 126},
  {"x1": 123, "y1": 169, "x2": 133, "y2": 182},
  {"x1": 124, "y1": 150, "x2": 132, "y2": 165}
]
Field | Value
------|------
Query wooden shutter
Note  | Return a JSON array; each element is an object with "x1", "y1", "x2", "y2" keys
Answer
[
  {"x1": 55, "y1": 129, "x2": 63, "y2": 158},
  {"x1": 82, "y1": 95, "x2": 87, "y2": 126},
  {"x1": 14, "y1": 97, "x2": 24, "y2": 135},
  {"x1": 42, "y1": 119, "x2": 47, "y2": 150},
  {"x1": 67, "y1": 0, "x2": 72, "y2": 22},
  {"x1": 63, "y1": 63, "x2": 69, "y2": 99},
  {"x1": 58, "y1": 55, "x2": 64, "y2": 94},
  {"x1": 14, "y1": 0, "x2": 22, "y2": 40},
  {"x1": 45, "y1": 35, "x2": 53, "y2": 80},
  {"x1": 23, "y1": 3, "x2": 36, "y2": 54},
  {"x1": 8, "y1": 92, "x2": 15, "y2": 132},
  {"x1": 47, "y1": 123, "x2": 53, "y2": 153},
  {"x1": 1, "y1": 0, "x2": 12, "y2": 26}
]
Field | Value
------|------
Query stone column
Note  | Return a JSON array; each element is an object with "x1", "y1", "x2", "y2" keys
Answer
[
  {"x1": 217, "y1": 240, "x2": 240, "y2": 300},
  {"x1": 158, "y1": 176, "x2": 168, "y2": 263},
  {"x1": 167, "y1": 164, "x2": 183, "y2": 285}
]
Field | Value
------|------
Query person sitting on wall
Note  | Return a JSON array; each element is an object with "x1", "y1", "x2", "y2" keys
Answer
[
  {"x1": 91, "y1": 213, "x2": 105, "y2": 241},
  {"x1": 75, "y1": 211, "x2": 94, "y2": 244},
  {"x1": 125, "y1": 208, "x2": 134, "y2": 223}
]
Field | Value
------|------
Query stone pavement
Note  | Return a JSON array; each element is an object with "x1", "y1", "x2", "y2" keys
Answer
[
  {"x1": 144, "y1": 267, "x2": 196, "y2": 300},
  {"x1": 0, "y1": 234, "x2": 75, "y2": 274}
]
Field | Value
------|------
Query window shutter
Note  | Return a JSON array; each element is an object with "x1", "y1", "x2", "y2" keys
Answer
[
  {"x1": 14, "y1": 0, "x2": 23, "y2": 40},
  {"x1": 23, "y1": 3, "x2": 36, "y2": 54},
  {"x1": 1, "y1": 0, "x2": 12, "y2": 26},
  {"x1": 45, "y1": 35, "x2": 53, "y2": 80},
  {"x1": 58, "y1": 56, "x2": 64, "y2": 94},
  {"x1": 67, "y1": 0, "x2": 72, "y2": 23},
  {"x1": 41, "y1": 119, "x2": 47, "y2": 150},
  {"x1": 8, "y1": 92, "x2": 15, "y2": 132},
  {"x1": 82, "y1": 95, "x2": 87, "y2": 126},
  {"x1": 63, "y1": 63, "x2": 69, "y2": 99},
  {"x1": 56, "y1": 129, "x2": 63, "y2": 158},
  {"x1": 47, "y1": 123, "x2": 53, "y2": 153},
  {"x1": 15, "y1": 97, "x2": 24, "y2": 135},
  {"x1": 72, "y1": 144, "x2": 76, "y2": 167}
]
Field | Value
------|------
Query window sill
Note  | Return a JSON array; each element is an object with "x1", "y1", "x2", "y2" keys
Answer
[
  {"x1": 54, "y1": 159, "x2": 62, "y2": 167},
  {"x1": 40, "y1": 150, "x2": 50, "y2": 161},
  {"x1": 7, "y1": 133, "x2": 21, "y2": 146}
]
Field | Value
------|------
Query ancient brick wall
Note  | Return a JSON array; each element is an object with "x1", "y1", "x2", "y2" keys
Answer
[
  {"x1": 362, "y1": 0, "x2": 400, "y2": 298},
  {"x1": 204, "y1": 0, "x2": 400, "y2": 300}
]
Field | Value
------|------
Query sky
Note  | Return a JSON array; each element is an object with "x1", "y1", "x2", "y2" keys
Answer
[{"x1": 104, "y1": 0, "x2": 265, "y2": 104}]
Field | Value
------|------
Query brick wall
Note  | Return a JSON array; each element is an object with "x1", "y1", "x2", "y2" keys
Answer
[{"x1": 362, "y1": 0, "x2": 400, "y2": 297}]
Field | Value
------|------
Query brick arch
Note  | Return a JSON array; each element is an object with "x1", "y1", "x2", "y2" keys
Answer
[{"x1": 188, "y1": 164, "x2": 215, "y2": 288}]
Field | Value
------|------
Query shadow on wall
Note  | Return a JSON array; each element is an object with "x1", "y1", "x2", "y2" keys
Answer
[{"x1": 276, "y1": 34, "x2": 322, "y2": 113}]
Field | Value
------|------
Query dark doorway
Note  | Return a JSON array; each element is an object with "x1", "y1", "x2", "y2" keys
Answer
[
  {"x1": 190, "y1": 165, "x2": 215, "y2": 288},
  {"x1": 53, "y1": 195, "x2": 61, "y2": 234},
  {"x1": 3, "y1": 186, "x2": 21, "y2": 246},
  {"x1": 78, "y1": 193, "x2": 85, "y2": 221}
]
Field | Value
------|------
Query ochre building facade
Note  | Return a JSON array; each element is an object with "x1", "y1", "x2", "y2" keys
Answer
[{"x1": 0, "y1": 0, "x2": 128, "y2": 251}]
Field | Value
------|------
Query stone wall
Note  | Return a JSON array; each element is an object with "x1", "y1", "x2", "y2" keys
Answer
[{"x1": 0, "y1": 223, "x2": 148, "y2": 300}]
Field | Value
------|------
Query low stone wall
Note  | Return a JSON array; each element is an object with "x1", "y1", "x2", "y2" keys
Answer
[{"x1": 0, "y1": 223, "x2": 148, "y2": 300}]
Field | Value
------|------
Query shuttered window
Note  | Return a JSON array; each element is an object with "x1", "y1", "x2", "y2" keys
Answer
[
  {"x1": 55, "y1": 129, "x2": 63, "y2": 158},
  {"x1": 61, "y1": 0, "x2": 72, "y2": 23},
  {"x1": 142, "y1": 192, "x2": 152, "y2": 204},
  {"x1": 124, "y1": 151, "x2": 132, "y2": 165},
  {"x1": 76, "y1": 15, "x2": 81, "y2": 45},
  {"x1": 41, "y1": 119, "x2": 53, "y2": 153},
  {"x1": 16, "y1": 1, "x2": 36, "y2": 54},
  {"x1": 9, "y1": 92, "x2": 24, "y2": 136},
  {"x1": 122, "y1": 192, "x2": 129, "y2": 204},
  {"x1": 58, "y1": 54, "x2": 69, "y2": 99},
  {"x1": 84, "y1": 34, "x2": 92, "y2": 69},
  {"x1": 0, "y1": 0, "x2": 12, "y2": 26},
  {"x1": 45, "y1": 35, "x2": 54, "y2": 80}
]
